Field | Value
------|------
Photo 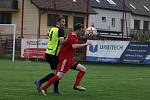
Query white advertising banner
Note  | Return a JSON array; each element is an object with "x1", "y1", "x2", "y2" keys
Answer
[
  {"x1": 21, "y1": 39, "x2": 48, "y2": 58},
  {"x1": 86, "y1": 40, "x2": 130, "y2": 62}
]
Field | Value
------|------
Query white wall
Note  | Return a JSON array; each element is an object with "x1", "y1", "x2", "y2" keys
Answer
[
  {"x1": 12, "y1": 0, "x2": 39, "y2": 38},
  {"x1": 130, "y1": 15, "x2": 150, "y2": 30},
  {"x1": 89, "y1": 8, "x2": 150, "y2": 35},
  {"x1": 89, "y1": 8, "x2": 131, "y2": 32}
]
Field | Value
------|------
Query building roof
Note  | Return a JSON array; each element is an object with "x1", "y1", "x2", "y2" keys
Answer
[
  {"x1": 31, "y1": 0, "x2": 94, "y2": 14},
  {"x1": 91, "y1": 0, "x2": 150, "y2": 17},
  {"x1": 125, "y1": 0, "x2": 150, "y2": 17},
  {"x1": 90, "y1": 0, "x2": 130, "y2": 12}
]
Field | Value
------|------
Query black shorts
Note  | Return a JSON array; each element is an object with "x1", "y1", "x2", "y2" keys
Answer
[
  {"x1": 70, "y1": 62, "x2": 79, "y2": 70},
  {"x1": 45, "y1": 53, "x2": 59, "y2": 70}
]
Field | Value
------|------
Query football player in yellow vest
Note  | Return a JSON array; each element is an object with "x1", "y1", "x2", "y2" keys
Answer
[{"x1": 35, "y1": 15, "x2": 65, "y2": 94}]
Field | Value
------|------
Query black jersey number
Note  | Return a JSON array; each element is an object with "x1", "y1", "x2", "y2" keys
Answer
[{"x1": 49, "y1": 31, "x2": 53, "y2": 41}]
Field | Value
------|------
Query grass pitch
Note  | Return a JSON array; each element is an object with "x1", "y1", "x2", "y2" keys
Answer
[{"x1": 0, "y1": 59, "x2": 150, "y2": 100}]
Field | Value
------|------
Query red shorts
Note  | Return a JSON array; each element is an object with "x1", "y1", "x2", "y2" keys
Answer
[{"x1": 57, "y1": 58, "x2": 76, "y2": 73}]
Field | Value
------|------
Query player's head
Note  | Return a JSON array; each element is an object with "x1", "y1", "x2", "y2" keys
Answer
[
  {"x1": 56, "y1": 15, "x2": 66, "y2": 28},
  {"x1": 74, "y1": 23, "x2": 84, "y2": 35}
]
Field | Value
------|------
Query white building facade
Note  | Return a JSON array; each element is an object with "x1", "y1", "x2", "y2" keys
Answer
[{"x1": 89, "y1": 0, "x2": 150, "y2": 36}]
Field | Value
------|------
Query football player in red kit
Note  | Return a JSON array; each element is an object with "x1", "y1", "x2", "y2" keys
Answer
[{"x1": 39, "y1": 23, "x2": 91, "y2": 96}]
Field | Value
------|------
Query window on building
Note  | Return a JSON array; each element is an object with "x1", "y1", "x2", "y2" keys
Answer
[
  {"x1": 47, "y1": 14, "x2": 56, "y2": 26},
  {"x1": 112, "y1": 18, "x2": 115, "y2": 27},
  {"x1": 143, "y1": 21, "x2": 149, "y2": 30},
  {"x1": 134, "y1": 20, "x2": 140, "y2": 30},
  {"x1": 0, "y1": 13, "x2": 11, "y2": 24},
  {"x1": 0, "y1": 0, "x2": 4, "y2": 3},
  {"x1": 102, "y1": 17, "x2": 106, "y2": 22},
  {"x1": 0, "y1": 0, "x2": 4, "y2": 6},
  {"x1": 73, "y1": 16, "x2": 84, "y2": 27}
]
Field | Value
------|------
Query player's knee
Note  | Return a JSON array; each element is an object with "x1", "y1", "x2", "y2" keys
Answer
[
  {"x1": 56, "y1": 72, "x2": 64, "y2": 79},
  {"x1": 82, "y1": 66, "x2": 86, "y2": 72},
  {"x1": 77, "y1": 64, "x2": 86, "y2": 72}
]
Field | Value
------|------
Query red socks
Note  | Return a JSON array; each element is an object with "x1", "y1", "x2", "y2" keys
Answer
[
  {"x1": 42, "y1": 70, "x2": 85, "y2": 90},
  {"x1": 42, "y1": 75, "x2": 59, "y2": 90},
  {"x1": 74, "y1": 71, "x2": 85, "y2": 86}
]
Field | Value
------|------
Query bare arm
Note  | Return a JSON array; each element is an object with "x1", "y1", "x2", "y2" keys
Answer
[
  {"x1": 72, "y1": 41, "x2": 91, "y2": 49},
  {"x1": 59, "y1": 37, "x2": 66, "y2": 45}
]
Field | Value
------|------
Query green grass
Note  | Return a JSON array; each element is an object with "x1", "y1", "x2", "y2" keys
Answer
[{"x1": 0, "y1": 60, "x2": 150, "y2": 100}]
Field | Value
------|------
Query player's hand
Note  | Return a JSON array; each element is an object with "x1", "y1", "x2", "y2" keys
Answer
[{"x1": 85, "y1": 41, "x2": 92, "y2": 46}]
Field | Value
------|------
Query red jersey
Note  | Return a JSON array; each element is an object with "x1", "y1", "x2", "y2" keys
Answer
[{"x1": 59, "y1": 32, "x2": 78, "y2": 60}]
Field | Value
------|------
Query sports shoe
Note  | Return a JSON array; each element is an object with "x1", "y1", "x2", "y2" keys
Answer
[
  {"x1": 53, "y1": 90, "x2": 62, "y2": 95},
  {"x1": 73, "y1": 85, "x2": 86, "y2": 91},
  {"x1": 40, "y1": 89, "x2": 47, "y2": 96},
  {"x1": 35, "y1": 80, "x2": 41, "y2": 92}
]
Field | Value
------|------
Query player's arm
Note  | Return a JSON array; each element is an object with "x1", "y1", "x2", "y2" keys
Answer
[
  {"x1": 59, "y1": 37, "x2": 66, "y2": 45},
  {"x1": 67, "y1": 35, "x2": 91, "y2": 49},
  {"x1": 72, "y1": 41, "x2": 91, "y2": 49}
]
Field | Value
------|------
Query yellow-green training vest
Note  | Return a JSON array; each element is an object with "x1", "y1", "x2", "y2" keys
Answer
[{"x1": 45, "y1": 27, "x2": 61, "y2": 56}]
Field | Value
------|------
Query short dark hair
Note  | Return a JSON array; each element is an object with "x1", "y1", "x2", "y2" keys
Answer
[
  {"x1": 74, "y1": 23, "x2": 84, "y2": 31},
  {"x1": 56, "y1": 15, "x2": 65, "y2": 22}
]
